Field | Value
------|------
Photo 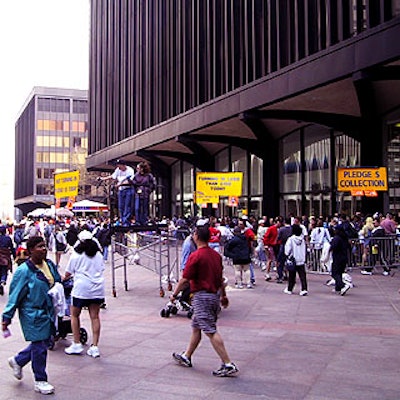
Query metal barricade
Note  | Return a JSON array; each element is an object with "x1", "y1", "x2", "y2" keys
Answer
[
  {"x1": 305, "y1": 235, "x2": 399, "y2": 274},
  {"x1": 110, "y1": 230, "x2": 180, "y2": 297}
]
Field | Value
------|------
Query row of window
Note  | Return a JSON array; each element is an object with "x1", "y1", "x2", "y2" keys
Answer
[
  {"x1": 37, "y1": 120, "x2": 87, "y2": 133},
  {"x1": 37, "y1": 98, "x2": 88, "y2": 114},
  {"x1": 36, "y1": 136, "x2": 88, "y2": 149}
]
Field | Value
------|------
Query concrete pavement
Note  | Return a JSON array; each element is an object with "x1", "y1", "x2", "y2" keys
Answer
[{"x1": 1, "y1": 249, "x2": 400, "y2": 399}]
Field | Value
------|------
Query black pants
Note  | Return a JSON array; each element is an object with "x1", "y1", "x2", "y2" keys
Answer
[
  {"x1": 332, "y1": 262, "x2": 345, "y2": 292},
  {"x1": 287, "y1": 264, "x2": 307, "y2": 292}
]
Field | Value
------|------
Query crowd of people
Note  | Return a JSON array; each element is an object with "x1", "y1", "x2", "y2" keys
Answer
[{"x1": 1, "y1": 209, "x2": 399, "y2": 394}]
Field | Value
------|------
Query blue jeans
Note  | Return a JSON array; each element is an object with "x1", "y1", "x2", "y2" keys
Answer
[
  {"x1": 15, "y1": 339, "x2": 50, "y2": 381},
  {"x1": 135, "y1": 196, "x2": 149, "y2": 225},
  {"x1": 118, "y1": 188, "x2": 134, "y2": 225},
  {"x1": 0, "y1": 265, "x2": 8, "y2": 283},
  {"x1": 103, "y1": 246, "x2": 109, "y2": 261}
]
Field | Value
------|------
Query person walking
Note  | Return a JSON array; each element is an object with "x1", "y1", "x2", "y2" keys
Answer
[
  {"x1": 64, "y1": 230, "x2": 105, "y2": 358},
  {"x1": 171, "y1": 225, "x2": 238, "y2": 377},
  {"x1": 2, "y1": 236, "x2": 60, "y2": 395},
  {"x1": 330, "y1": 225, "x2": 351, "y2": 295},
  {"x1": 283, "y1": 224, "x2": 308, "y2": 295},
  {"x1": 224, "y1": 226, "x2": 252, "y2": 288},
  {"x1": 0, "y1": 225, "x2": 15, "y2": 295},
  {"x1": 54, "y1": 225, "x2": 67, "y2": 266}
]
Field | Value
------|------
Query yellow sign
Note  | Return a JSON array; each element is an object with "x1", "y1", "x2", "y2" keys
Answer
[
  {"x1": 337, "y1": 167, "x2": 387, "y2": 192},
  {"x1": 54, "y1": 170, "x2": 80, "y2": 199},
  {"x1": 196, "y1": 172, "x2": 243, "y2": 197}
]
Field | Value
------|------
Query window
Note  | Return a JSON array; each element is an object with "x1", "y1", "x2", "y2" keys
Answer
[{"x1": 73, "y1": 100, "x2": 88, "y2": 114}]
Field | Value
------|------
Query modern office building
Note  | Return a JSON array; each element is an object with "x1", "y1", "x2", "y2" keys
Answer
[
  {"x1": 14, "y1": 87, "x2": 100, "y2": 216},
  {"x1": 87, "y1": 1, "x2": 400, "y2": 219}
]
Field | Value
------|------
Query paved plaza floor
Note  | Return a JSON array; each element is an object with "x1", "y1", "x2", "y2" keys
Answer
[{"x1": 1, "y1": 249, "x2": 400, "y2": 399}]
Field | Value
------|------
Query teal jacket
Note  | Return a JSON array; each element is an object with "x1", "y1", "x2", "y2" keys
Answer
[{"x1": 2, "y1": 259, "x2": 61, "y2": 342}]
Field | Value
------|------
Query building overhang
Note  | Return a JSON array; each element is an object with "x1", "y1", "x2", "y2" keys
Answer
[{"x1": 87, "y1": 17, "x2": 400, "y2": 171}]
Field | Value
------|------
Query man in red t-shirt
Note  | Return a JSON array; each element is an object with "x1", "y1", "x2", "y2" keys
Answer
[
  {"x1": 263, "y1": 217, "x2": 282, "y2": 281},
  {"x1": 170, "y1": 225, "x2": 238, "y2": 377}
]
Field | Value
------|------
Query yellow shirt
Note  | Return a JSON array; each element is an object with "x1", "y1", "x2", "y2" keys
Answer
[{"x1": 35, "y1": 260, "x2": 54, "y2": 287}]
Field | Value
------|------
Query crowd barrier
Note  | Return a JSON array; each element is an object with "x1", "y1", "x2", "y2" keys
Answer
[{"x1": 306, "y1": 235, "x2": 400, "y2": 274}]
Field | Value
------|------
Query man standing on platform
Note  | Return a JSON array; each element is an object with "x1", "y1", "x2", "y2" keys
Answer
[{"x1": 98, "y1": 159, "x2": 135, "y2": 226}]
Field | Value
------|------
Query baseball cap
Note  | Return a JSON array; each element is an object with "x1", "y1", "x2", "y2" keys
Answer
[
  {"x1": 196, "y1": 218, "x2": 209, "y2": 227},
  {"x1": 78, "y1": 230, "x2": 93, "y2": 241}
]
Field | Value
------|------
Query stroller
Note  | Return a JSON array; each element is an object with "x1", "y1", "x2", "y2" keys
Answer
[
  {"x1": 48, "y1": 278, "x2": 88, "y2": 350},
  {"x1": 160, "y1": 285, "x2": 193, "y2": 319}
]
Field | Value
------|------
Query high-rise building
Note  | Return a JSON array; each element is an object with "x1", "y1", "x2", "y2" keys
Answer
[
  {"x1": 87, "y1": 1, "x2": 400, "y2": 218},
  {"x1": 14, "y1": 87, "x2": 93, "y2": 216}
]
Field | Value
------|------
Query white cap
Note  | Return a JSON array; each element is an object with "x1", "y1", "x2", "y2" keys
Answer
[
  {"x1": 258, "y1": 219, "x2": 265, "y2": 225},
  {"x1": 78, "y1": 230, "x2": 93, "y2": 241},
  {"x1": 196, "y1": 218, "x2": 209, "y2": 227},
  {"x1": 241, "y1": 215, "x2": 248, "y2": 220}
]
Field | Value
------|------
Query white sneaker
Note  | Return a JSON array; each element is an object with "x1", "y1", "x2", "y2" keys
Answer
[
  {"x1": 87, "y1": 345, "x2": 100, "y2": 358},
  {"x1": 299, "y1": 290, "x2": 308, "y2": 296},
  {"x1": 8, "y1": 356, "x2": 22, "y2": 380},
  {"x1": 360, "y1": 270, "x2": 372, "y2": 275},
  {"x1": 34, "y1": 381, "x2": 55, "y2": 395},
  {"x1": 340, "y1": 284, "x2": 351, "y2": 296},
  {"x1": 283, "y1": 288, "x2": 292, "y2": 295},
  {"x1": 382, "y1": 271, "x2": 389, "y2": 276},
  {"x1": 64, "y1": 342, "x2": 84, "y2": 355}
]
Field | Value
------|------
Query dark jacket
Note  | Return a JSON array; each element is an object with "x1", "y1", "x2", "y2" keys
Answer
[
  {"x1": 330, "y1": 230, "x2": 350, "y2": 267},
  {"x1": 132, "y1": 172, "x2": 155, "y2": 198},
  {"x1": 96, "y1": 226, "x2": 111, "y2": 247},
  {"x1": 224, "y1": 234, "x2": 251, "y2": 264}
]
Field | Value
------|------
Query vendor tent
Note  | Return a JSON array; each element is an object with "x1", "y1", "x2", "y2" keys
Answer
[{"x1": 72, "y1": 200, "x2": 108, "y2": 213}]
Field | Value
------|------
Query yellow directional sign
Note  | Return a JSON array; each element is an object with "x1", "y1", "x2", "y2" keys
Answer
[
  {"x1": 54, "y1": 170, "x2": 80, "y2": 199},
  {"x1": 337, "y1": 167, "x2": 387, "y2": 192}
]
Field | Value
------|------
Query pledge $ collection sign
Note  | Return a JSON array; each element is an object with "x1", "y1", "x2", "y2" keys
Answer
[{"x1": 337, "y1": 167, "x2": 387, "y2": 192}]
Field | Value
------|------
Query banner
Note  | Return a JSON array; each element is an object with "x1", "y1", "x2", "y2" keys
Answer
[
  {"x1": 196, "y1": 172, "x2": 243, "y2": 197},
  {"x1": 337, "y1": 167, "x2": 387, "y2": 192},
  {"x1": 54, "y1": 170, "x2": 80, "y2": 199},
  {"x1": 194, "y1": 191, "x2": 219, "y2": 205}
]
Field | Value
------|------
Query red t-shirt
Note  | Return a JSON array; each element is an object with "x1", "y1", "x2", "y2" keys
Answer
[
  {"x1": 208, "y1": 226, "x2": 221, "y2": 243},
  {"x1": 263, "y1": 224, "x2": 279, "y2": 246},
  {"x1": 183, "y1": 247, "x2": 223, "y2": 293}
]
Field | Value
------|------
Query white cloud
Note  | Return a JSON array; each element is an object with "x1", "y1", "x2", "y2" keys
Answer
[{"x1": 0, "y1": 0, "x2": 90, "y2": 220}]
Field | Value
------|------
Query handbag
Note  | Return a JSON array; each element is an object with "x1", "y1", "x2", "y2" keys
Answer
[{"x1": 284, "y1": 255, "x2": 296, "y2": 271}]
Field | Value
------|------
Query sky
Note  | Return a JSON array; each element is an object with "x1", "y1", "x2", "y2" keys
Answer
[{"x1": 0, "y1": 0, "x2": 90, "y2": 220}]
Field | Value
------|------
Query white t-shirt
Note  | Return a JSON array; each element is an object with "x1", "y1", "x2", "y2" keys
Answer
[
  {"x1": 66, "y1": 251, "x2": 105, "y2": 299},
  {"x1": 112, "y1": 166, "x2": 135, "y2": 190}
]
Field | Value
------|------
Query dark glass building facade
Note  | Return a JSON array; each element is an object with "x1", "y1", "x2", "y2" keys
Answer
[{"x1": 87, "y1": 1, "x2": 400, "y2": 218}]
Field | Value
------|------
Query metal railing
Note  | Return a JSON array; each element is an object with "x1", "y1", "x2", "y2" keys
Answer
[
  {"x1": 306, "y1": 235, "x2": 400, "y2": 274},
  {"x1": 110, "y1": 231, "x2": 180, "y2": 297}
]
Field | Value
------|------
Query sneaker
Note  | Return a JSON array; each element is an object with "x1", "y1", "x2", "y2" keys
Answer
[
  {"x1": 246, "y1": 284, "x2": 253, "y2": 289},
  {"x1": 64, "y1": 342, "x2": 84, "y2": 355},
  {"x1": 261, "y1": 264, "x2": 267, "y2": 271},
  {"x1": 382, "y1": 271, "x2": 389, "y2": 276},
  {"x1": 34, "y1": 381, "x2": 55, "y2": 395},
  {"x1": 360, "y1": 270, "x2": 372, "y2": 275},
  {"x1": 265, "y1": 274, "x2": 271, "y2": 281},
  {"x1": 283, "y1": 288, "x2": 292, "y2": 295},
  {"x1": 86, "y1": 345, "x2": 100, "y2": 358},
  {"x1": 212, "y1": 362, "x2": 239, "y2": 377},
  {"x1": 235, "y1": 283, "x2": 243, "y2": 289},
  {"x1": 325, "y1": 278, "x2": 335, "y2": 286},
  {"x1": 8, "y1": 357, "x2": 22, "y2": 380},
  {"x1": 172, "y1": 352, "x2": 192, "y2": 367},
  {"x1": 340, "y1": 284, "x2": 351, "y2": 296},
  {"x1": 276, "y1": 279, "x2": 283, "y2": 284},
  {"x1": 299, "y1": 290, "x2": 308, "y2": 296}
]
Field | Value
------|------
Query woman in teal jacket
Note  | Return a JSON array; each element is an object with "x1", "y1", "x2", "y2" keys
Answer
[{"x1": 2, "y1": 236, "x2": 61, "y2": 395}]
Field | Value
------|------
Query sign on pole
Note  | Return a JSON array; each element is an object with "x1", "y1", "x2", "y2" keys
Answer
[
  {"x1": 54, "y1": 170, "x2": 80, "y2": 199},
  {"x1": 196, "y1": 172, "x2": 243, "y2": 197},
  {"x1": 337, "y1": 167, "x2": 387, "y2": 192}
]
